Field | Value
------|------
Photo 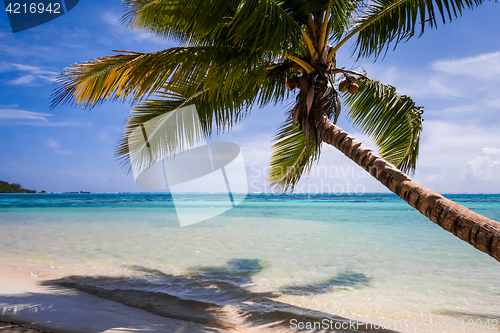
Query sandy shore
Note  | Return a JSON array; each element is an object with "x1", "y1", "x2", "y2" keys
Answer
[
  {"x1": 0, "y1": 262, "x2": 398, "y2": 333},
  {"x1": 0, "y1": 263, "x2": 239, "y2": 333},
  {"x1": 0, "y1": 320, "x2": 56, "y2": 333}
]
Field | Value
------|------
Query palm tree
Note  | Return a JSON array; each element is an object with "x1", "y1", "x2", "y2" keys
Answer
[{"x1": 51, "y1": 0, "x2": 500, "y2": 262}]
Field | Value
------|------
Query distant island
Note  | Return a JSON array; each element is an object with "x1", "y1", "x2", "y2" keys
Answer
[
  {"x1": 0, "y1": 181, "x2": 37, "y2": 193},
  {"x1": 0, "y1": 181, "x2": 93, "y2": 193}
]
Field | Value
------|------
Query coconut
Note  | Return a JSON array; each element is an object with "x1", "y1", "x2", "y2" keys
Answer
[
  {"x1": 348, "y1": 82, "x2": 359, "y2": 94},
  {"x1": 339, "y1": 80, "x2": 348, "y2": 92}
]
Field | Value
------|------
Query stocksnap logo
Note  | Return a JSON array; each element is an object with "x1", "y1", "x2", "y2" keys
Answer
[
  {"x1": 4, "y1": 0, "x2": 79, "y2": 33},
  {"x1": 127, "y1": 105, "x2": 248, "y2": 227}
]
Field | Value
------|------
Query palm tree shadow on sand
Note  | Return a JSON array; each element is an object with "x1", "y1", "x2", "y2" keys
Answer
[{"x1": 43, "y1": 258, "x2": 398, "y2": 332}]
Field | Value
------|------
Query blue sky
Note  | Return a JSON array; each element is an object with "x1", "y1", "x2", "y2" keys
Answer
[{"x1": 0, "y1": 0, "x2": 499, "y2": 193}]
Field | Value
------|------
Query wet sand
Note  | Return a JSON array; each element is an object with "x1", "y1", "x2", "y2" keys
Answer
[{"x1": 0, "y1": 321, "x2": 56, "y2": 333}]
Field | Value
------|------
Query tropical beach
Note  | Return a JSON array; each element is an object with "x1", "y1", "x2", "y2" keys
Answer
[
  {"x1": 1, "y1": 193, "x2": 499, "y2": 332},
  {"x1": 2, "y1": 0, "x2": 500, "y2": 332}
]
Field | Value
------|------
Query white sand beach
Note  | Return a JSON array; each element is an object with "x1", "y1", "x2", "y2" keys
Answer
[
  {"x1": 0, "y1": 262, "x2": 237, "y2": 333},
  {"x1": 0, "y1": 261, "x2": 402, "y2": 333}
]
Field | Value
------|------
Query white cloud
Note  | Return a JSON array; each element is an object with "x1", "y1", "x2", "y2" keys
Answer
[
  {"x1": 8, "y1": 74, "x2": 37, "y2": 85},
  {"x1": 431, "y1": 52, "x2": 500, "y2": 80},
  {"x1": 428, "y1": 76, "x2": 464, "y2": 98},
  {"x1": 101, "y1": 11, "x2": 166, "y2": 45},
  {"x1": 412, "y1": 121, "x2": 500, "y2": 192},
  {"x1": 101, "y1": 12, "x2": 121, "y2": 28},
  {"x1": 239, "y1": 121, "x2": 500, "y2": 194},
  {"x1": 482, "y1": 147, "x2": 500, "y2": 155},
  {"x1": 0, "y1": 62, "x2": 58, "y2": 86},
  {"x1": 47, "y1": 139, "x2": 60, "y2": 149},
  {"x1": 11, "y1": 64, "x2": 58, "y2": 77},
  {"x1": 369, "y1": 51, "x2": 500, "y2": 95},
  {"x1": 0, "y1": 108, "x2": 78, "y2": 127},
  {"x1": 424, "y1": 174, "x2": 445, "y2": 183},
  {"x1": 363, "y1": 51, "x2": 500, "y2": 130},
  {"x1": 0, "y1": 63, "x2": 11, "y2": 72},
  {"x1": 463, "y1": 147, "x2": 500, "y2": 182},
  {"x1": 15, "y1": 121, "x2": 79, "y2": 127},
  {"x1": 484, "y1": 99, "x2": 500, "y2": 109},
  {"x1": 374, "y1": 66, "x2": 398, "y2": 85},
  {"x1": 47, "y1": 139, "x2": 71, "y2": 154},
  {"x1": 12, "y1": 64, "x2": 42, "y2": 72},
  {"x1": 0, "y1": 108, "x2": 52, "y2": 121}
]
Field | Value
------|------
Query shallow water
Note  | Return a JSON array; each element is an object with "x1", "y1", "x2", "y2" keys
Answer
[{"x1": 1, "y1": 193, "x2": 499, "y2": 332}]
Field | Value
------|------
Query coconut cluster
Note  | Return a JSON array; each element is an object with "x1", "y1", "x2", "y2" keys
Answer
[{"x1": 338, "y1": 75, "x2": 359, "y2": 94}]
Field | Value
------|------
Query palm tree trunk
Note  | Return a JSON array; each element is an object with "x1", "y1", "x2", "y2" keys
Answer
[{"x1": 313, "y1": 111, "x2": 500, "y2": 263}]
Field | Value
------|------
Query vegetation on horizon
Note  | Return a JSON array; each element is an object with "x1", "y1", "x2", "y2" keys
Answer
[{"x1": 0, "y1": 181, "x2": 37, "y2": 193}]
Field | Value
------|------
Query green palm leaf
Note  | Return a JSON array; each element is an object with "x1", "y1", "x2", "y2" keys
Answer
[
  {"x1": 268, "y1": 115, "x2": 321, "y2": 193},
  {"x1": 122, "y1": 0, "x2": 234, "y2": 45},
  {"x1": 123, "y1": 0, "x2": 304, "y2": 54},
  {"x1": 122, "y1": 92, "x2": 207, "y2": 176},
  {"x1": 351, "y1": 0, "x2": 486, "y2": 59},
  {"x1": 117, "y1": 61, "x2": 287, "y2": 171},
  {"x1": 343, "y1": 77, "x2": 423, "y2": 173},
  {"x1": 52, "y1": 46, "x2": 275, "y2": 109}
]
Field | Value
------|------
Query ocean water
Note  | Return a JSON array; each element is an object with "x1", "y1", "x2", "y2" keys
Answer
[{"x1": 1, "y1": 193, "x2": 499, "y2": 332}]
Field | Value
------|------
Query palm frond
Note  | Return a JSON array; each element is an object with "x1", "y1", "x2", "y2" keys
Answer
[
  {"x1": 122, "y1": 0, "x2": 303, "y2": 54},
  {"x1": 326, "y1": 0, "x2": 359, "y2": 43},
  {"x1": 342, "y1": 77, "x2": 423, "y2": 173},
  {"x1": 124, "y1": 93, "x2": 207, "y2": 177},
  {"x1": 351, "y1": 0, "x2": 486, "y2": 59},
  {"x1": 268, "y1": 116, "x2": 321, "y2": 193},
  {"x1": 51, "y1": 46, "x2": 274, "y2": 109},
  {"x1": 122, "y1": 0, "x2": 234, "y2": 45},
  {"x1": 117, "y1": 62, "x2": 277, "y2": 172},
  {"x1": 258, "y1": 62, "x2": 295, "y2": 107}
]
